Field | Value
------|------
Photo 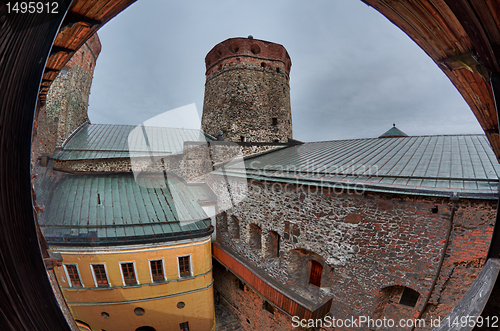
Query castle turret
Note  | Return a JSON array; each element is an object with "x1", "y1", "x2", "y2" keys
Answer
[{"x1": 202, "y1": 37, "x2": 292, "y2": 143}]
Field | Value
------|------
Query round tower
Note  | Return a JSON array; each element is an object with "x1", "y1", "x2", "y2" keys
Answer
[{"x1": 202, "y1": 37, "x2": 292, "y2": 143}]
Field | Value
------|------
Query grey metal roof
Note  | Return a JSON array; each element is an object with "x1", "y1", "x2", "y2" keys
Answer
[
  {"x1": 52, "y1": 123, "x2": 213, "y2": 161},
  {"x1": 34, "y1": 164, "x2": 213, "y2": 245},
  {"x1": 221, "y1": 135, "x2": 500, "y2": 198}
]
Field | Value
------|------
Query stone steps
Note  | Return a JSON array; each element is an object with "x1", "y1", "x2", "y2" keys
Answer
[{"x1": 215, "y1": 304, "x2": 243, "y2": 331}]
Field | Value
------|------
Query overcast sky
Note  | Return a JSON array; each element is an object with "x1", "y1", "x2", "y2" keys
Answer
[{"x1": 87, "y1": 0, "x2": 484, "y2": 142}]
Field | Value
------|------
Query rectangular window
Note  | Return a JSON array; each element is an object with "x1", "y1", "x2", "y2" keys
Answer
[
  {"x1": 178, "y1": 256, "x2": 191, "y2": 278},
  {"x1": 272, "y1": 117, "x2": 277, "y2": 126},
  {"x1": 120, "y1": 262, "x2": 137, "y2": 286},
  {"x1": 150, "y1": 259, "x2": 165, "y2": 282},
  {"x1": 64, "y1": 264, "x2": 82, "y2": 287},
  {"x1": 180, "y1": 321, "x2": 189, "y2": 331},
  {"x1": 91, "y1": 264, "x2": 109, "y2": 287}
]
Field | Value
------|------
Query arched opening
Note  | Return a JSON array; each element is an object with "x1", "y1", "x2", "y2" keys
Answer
[
  {"x1": 135, "y1": 327, "x2": 156, "y2": 331},
  {"x1": 373, "y1": 286, "x2": 421, "y2": 328},
  {"x1": 229, "y1": 215, "x2": 240, "y2": 239},
  {"x1": 249, "y1": 223, "x2": 262, "y2": 249},
  {"x1": 217, "y1": 211, "x2": 228, "y2": 232},
  {"x1": 266, "y1": 231, "x2": 280, "y2": 257}
]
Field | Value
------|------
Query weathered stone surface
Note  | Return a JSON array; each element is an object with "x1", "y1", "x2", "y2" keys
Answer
[{"x1": 202, "y1": 38, "x2": 292, "y2": 143}]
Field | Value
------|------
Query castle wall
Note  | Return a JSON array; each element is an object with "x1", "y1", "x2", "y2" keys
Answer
[
  {"x1": 32, "y1": 33, "x2": 101, "y2": 162},
  {"x1": 211, "y1": 176, "x2": 496, "y2": 330}
]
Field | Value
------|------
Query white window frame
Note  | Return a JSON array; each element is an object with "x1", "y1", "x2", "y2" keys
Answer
[
  {"x1": 119, "y1": 261, "x2": 139, "y2": 286},
  {"x1": 177, "y1": 254, "x2": 193, "y2": 278},
  {"x1": 90, "y1": 263, "x2": 110, "y2": 287},
  {"x1": 63, "y1": 263, "x2": 83, "y2": 288},
  {"x1": 148, "y1": 258, "x2": 166, "y2": 283}
]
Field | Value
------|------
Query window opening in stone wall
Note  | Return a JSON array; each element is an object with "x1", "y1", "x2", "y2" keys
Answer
[
  {"x1": 179, "y1": 321, "x2": 190, "y2": 331},
  {"x1": 91, "y1": 264, "x2": 109, "y2": 287},
  {"x1": 309, "y1": 260, "x2": 322, "y2": 287},
  {"x1": 240, "y1": 136, "x2": 246, "y2": 142},
  {"x1": 218, "y1": 211, "x2": 228, "y2": 232},
  {"x1": 272, "y1": 117, "x2": 277, "y2": 126},
  {"x1": 264, "y1": 301, "x2": 274, "y2": 314},
  {"x1": 230, "y1": 216, "x2": 240, "y2": 239},
  {"x1": 178, "y1": 256, "x2": 191, "y2": 277},
  {"x1": 120, "y1": 262, "x2": 137, "y2": 286},
  {"x1": 249, "y1": 223, "x2": 262, "y2": 249},
  {"x1": 64, "y1": 264, "x2": 82, "y2": 287},
  {"x1": 399, "y1": 287, "x2": 420, "y2": 307},
  {"x1": 267, "y1": 231, "x2": 280, "y2": 257},
  {"x1": 238, "y1": 279, "x2": 245, "y2": 291},
  {"x1": 284, "y1": 221, "x2": 290, "y2": 240},
  {"x1": 150, "y1": 259, "x2": 165, "y2": 282}
]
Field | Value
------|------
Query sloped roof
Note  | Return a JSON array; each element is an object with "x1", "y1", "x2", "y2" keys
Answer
[
  {"x1": 52, "y1": 123, "x2": 213, "y2": 161},
  {"x1": 219, "y1": 134, "x2": 500, "y2": 198},
  {"x1": 379, "y1": 125, "x2": 408, "y2": 138},
  {"x1": 34, "y1": 163, "x2": 213, "y2": 246}
]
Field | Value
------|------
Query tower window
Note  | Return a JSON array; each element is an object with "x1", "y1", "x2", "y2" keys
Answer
[
  {"x1": 120, "y1": 262, "x2": 137, "y2": 286},
  {"x1": 64, "y1": 264, "x2": 82, "y2": 287},
  {"x1": 91, "y1": 264, "x2": 109, "y2": 287},
  {"x1": 180, "y1": 322, "x2": 190, "y2": 331},
  {"x1": 272, "y1": 117, "x2": 277, "y2": 126},
  {"x1": 150, "y1": 259, "x2": 165, "y2": 282},
  {"x1": 178, "y1": 255, "x2": 192, "y2": 278}
]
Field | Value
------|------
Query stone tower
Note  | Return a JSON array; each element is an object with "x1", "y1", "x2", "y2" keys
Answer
[
  {"x1": 202, "y1": 37, "x2": 292, "y2": 143},
  {"x1": 32, "y1": 33, "x2": 101, "y2": 160}
]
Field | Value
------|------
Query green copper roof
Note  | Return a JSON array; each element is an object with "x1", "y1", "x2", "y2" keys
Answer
[
  {"x1": 34, "y1": 164, "x2": 214, "y2": 246},
  {"x1": 52, "y1": 123, "x2": 214, "y2": 161},
  {"x1": 379, "y1": 125, "x2": 408, "y2": 138}
]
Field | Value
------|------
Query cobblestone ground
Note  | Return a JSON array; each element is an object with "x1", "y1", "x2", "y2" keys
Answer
[{"x1": 215, "y1": 304, "x2": 243, "y2": 331}]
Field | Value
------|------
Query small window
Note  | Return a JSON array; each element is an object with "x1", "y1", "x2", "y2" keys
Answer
[
  {"x1": 150, "y1": 259, "x2": 165, "y2": 282},
  {"x1": 64, "y1": 264, "x2": 82, "y2": 287},
  {"x1": 399, "y1": 287, "x2": 420, "y2": 307},
  {"x1": 272, "y1": 117, "x2": 277, "y2": 126},
  {"x1": 180, "y1": 321, "x2": 189, "y2": 331},
  {"x1": 91, "y1": 264, "x2": 109, "y2": 287},
  {"x1": 178, "y1": 256, "x2": 191, "y2": 278},
  {"x1": 264, "y1": 301, "x2": 274, "y2": 314},
  {"x1": 238, "y1": 279, "x2": 245, "y2": 291},
  {"x1": 240, "y1": 136, "x2": 246, "y2": 142},
  {"x1": 120, "y1": 262, "x2": 138, "y2": 286}
]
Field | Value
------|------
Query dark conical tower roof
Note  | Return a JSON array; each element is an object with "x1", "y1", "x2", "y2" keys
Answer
[{"x1": 379, "y1": 124, "x2": 408, "y2": 138}]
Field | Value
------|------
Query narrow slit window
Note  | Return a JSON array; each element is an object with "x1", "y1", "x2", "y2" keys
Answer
[
  {"x1": 64, "y1": 264, "x2": 82, "y2": 287},
  {"x1": 92, "y1": 264, "x2": 109, "y2": 287},
  {"x1": 272, "y1": 117, "x2": 277, "y2": 126},
  {"x1": 120, "y1": 262, "x2": 137, "y2": 286},
  {"x1": 150, "y1": 259, "x2": 165, "y2": 282},
  {"x1": 178, "y1": 256, "x2": 191, "y2": 278}
]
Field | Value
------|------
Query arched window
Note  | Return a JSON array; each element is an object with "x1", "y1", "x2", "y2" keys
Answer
[
  {"x1": 249, "y1": 223, "x2": 262, "y2": 249},
  {"x1": 266, "y1": 231, "x2": 280, "y2": 257},
  {"x1": 135, "y1": 327, "x2": 156, "y2": 331},
  {"x1": 229, "y1": 215, "x2": 240, "y2": 239}
]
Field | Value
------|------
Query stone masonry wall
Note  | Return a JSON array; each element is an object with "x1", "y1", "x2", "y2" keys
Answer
[
  {"x1": 202, "y1": 37, "x2": 292, "y2": 143},
  {"x1": 203, "y1": 63, "x2": 292, "y2": 143},
  {"x1": 211, "y1": 176, "x2": 496, "y2": 330},
  {"x1": 32, "y1": 33, "x2": 101, "y2": 164}
]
